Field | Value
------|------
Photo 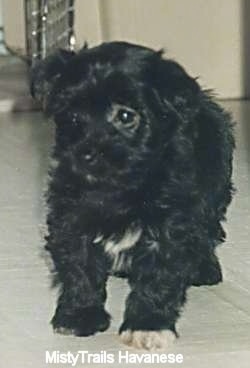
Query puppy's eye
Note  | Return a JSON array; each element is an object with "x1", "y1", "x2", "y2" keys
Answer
[
  {"x1": 117, "y1": 109, "x2": 136, "y2": 126},
  {"x1": 108, "y1": 104, "x2": 140, "y2": 133}
]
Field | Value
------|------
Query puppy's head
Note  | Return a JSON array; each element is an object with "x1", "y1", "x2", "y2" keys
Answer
[{"x1": 31, "y1": 42, "x2": 200, "y2": 190}]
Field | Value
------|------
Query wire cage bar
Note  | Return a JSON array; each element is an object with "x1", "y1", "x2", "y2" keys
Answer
[{"x1": 25, "y1": 0, "x2": 75, "y2": 63}]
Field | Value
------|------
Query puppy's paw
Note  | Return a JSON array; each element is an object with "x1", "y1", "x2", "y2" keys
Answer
[
  {"x1": 52, "y1": 306, "x2": 111, "y2": 336},
  {"x1": 192, "y1": 254, "x2": 223, "y2": 286},
  {"x1": 120, "y1": 329, "x2": 176, "y2": 350}
]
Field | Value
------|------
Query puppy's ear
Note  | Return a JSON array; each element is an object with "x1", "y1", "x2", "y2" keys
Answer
[
  {"x1": 150, "y1": 51, "x2": 200, "y2": 108},
  {"x1": 30, "y1": 49, "x2": 75, "y2": 107}
]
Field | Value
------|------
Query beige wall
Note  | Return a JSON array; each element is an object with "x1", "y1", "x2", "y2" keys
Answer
[
  {"x1": 98, "y1": 0, "x2": 243, "y2": 99},
  {"x1": 75, "y1": 0, "x2": 102, "y2": 46},
  {"x1": 2, "y1": 0, "x2": 25, "y2": 53},
  {"x1": 2, "y1": 0, "x2": 246, "y2": 98}
]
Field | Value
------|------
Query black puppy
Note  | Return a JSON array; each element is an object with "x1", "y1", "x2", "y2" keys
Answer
[{"x1": 31, "y1": 42, "x2": 234, "y2": 350}]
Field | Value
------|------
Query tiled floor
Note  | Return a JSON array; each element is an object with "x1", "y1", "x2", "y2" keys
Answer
[
  {"x1": 0, "y1": 61, "x2": 249, "y2": 367},
  {"x1": 0, "y1": 57, "x2": 40, "y2": 112}
]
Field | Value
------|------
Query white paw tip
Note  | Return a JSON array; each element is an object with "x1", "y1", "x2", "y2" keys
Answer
[
  {"x1": 120, "y1": 329, "x2": 176, "y2": 350},
  {"x1": 54, "y1": 327, "x2": 75, "y2": 336}
]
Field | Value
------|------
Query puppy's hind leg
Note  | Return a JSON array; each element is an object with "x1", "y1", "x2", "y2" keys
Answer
[
  {"x1": 192, "y1": 223, "x2": 225, "y2": 286},
  {"x1": 192, "y1": 251, "x2": 223, "y2": 286},
  {"x1": 47, "y1": 233, "x2": 110, "y2": 337}
]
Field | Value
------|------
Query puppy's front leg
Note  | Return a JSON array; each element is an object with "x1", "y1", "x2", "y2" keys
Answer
[
  {"x1": 119, "y1": 242, "x2": 192, "y2": 350},
  {"x1": 47, "y1": 233, "x2": 110, "y2": 336}
]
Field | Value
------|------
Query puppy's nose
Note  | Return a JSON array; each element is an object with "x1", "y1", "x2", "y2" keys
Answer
[
  {"x1": 84, "y1": 152, "x2": 92, "y2": 161},
  {"x1": 82, "y1": 145, "x2": 99, "y2": 163}
]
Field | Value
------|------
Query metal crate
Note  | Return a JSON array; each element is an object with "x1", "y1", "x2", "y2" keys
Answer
[{"x1": 25, "y1": 0, "x2": 75, "y2": 63}]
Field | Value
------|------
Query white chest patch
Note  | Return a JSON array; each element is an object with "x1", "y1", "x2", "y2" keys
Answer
[{"x1": 93, "y1": 228, "x2": 142, "y2": 272}]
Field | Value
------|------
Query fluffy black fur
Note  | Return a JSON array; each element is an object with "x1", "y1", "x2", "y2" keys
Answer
[{"x1": 31, "y1": 42, "x2": 235, "y2": 341}]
